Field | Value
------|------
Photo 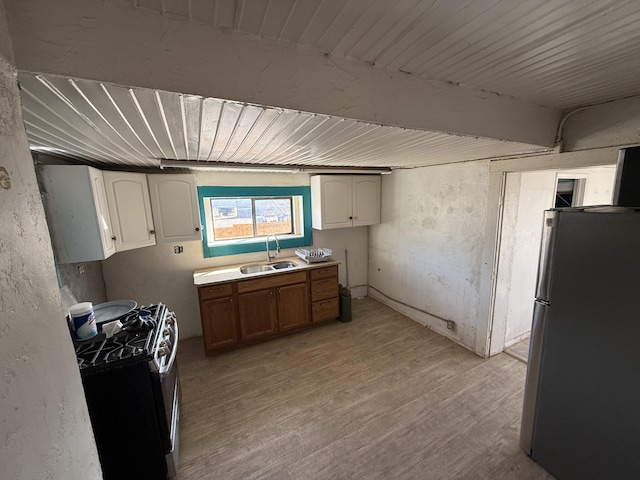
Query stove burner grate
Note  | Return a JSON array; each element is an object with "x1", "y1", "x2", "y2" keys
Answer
[{"x1": 75, "y1": 304, "x2": 165, "y2": 371}]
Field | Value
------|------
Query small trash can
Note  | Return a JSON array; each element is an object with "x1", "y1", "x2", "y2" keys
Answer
[{"x1": 339, "y1": 284, "x2": 352, "y2": 323}]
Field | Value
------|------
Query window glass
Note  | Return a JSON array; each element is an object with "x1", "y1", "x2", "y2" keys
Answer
[
  {"x1": 210, "y1": 197, "x2": 293, "y2": 240},
  {"x1": 255, "y1": 198, "x2": 292, "y2": 236}
]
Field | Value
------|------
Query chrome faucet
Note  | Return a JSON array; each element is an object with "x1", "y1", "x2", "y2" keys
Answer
[{"x1": 266, "y1": 234, "x2": 280, "y2": 262}]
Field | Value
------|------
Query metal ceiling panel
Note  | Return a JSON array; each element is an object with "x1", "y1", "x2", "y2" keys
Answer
[
  {"x1": 120, "y1": 0, "x2": 640, "y2": 110},
  {"x1": 19, "y1": 73, "x2": 545, "y2": 169}
]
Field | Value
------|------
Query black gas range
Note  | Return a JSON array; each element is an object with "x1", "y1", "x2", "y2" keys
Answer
[{"x1": 75, "y1": 303, "x2": 179, "y2": 480}]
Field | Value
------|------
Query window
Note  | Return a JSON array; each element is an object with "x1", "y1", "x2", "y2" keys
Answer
[
  {"x1": 555, "y1": 177, "x2": 586, "y2": 208},
  {"x1": 198, "y1": 186, "x2": 312, "y2": 257},
  {"x1": 210, "y1": 197, "x2": 293, "y2": 240}
]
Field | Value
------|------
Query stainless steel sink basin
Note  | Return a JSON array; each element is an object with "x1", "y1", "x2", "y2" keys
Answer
[
  {"x1": 239, "y1": 261, "x2": 297, "y2": 274},
  {"x1": 239, "y1": 264, "x2": 275, "y2": 274},
  {"x1": 271, "y1": 261, "x2": 296, "y2": 270}
]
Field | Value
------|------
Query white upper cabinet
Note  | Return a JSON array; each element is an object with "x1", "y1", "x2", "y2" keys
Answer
[
  {"x1": 310, "y1": 175, "x2": 381, "y2": 230},
  {"x1": 352, "y1": 176, "x2": 382, "y2": 226},
  {"x1": 103, "y1": 171, "x2": 156, "y2": 252},
  {"x1": 147, "y1": 174, "x2": 202, "y2": 242},
  {"x1": 40, "y1": 165, "x2": 117, "y2": 264}
]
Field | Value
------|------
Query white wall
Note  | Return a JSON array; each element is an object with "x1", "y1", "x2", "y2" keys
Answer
[
  {"x1": 0, "y1": 3, "x2": 102, "y2": 477},
  {"x1": 494, "y1": 166, "x2": 616, "y2": 350},
  {"x1": 562, "y1": 95, "x2": 640, "y2": 152},
  {"x1": 368, "y1": 149, "x2": 622, "y2": 357},
  {"x1": 368, "y1": 161, "x2": 491, "y2": 352},
  {"x1": 102, "y1": 171, "x2": 369, "y2": 339}
]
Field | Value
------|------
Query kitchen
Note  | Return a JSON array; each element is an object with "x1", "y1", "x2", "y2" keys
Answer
[{"x1": 3, "y1": 1, "x2": 640, "y2": 479}]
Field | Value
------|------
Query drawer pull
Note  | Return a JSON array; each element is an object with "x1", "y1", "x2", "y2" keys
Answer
[{"x1": 209, "y1": 286, "x2": 224, "y2": 293}]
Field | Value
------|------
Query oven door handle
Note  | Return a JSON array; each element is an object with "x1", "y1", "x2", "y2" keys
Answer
[{"x1": 160, "y1": 312, "x2": 178, "y2": 376}]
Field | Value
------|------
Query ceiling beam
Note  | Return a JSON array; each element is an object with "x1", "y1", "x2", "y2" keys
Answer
[{"x1": 6, "y1": 0, "x2": 560, "y2": 148}]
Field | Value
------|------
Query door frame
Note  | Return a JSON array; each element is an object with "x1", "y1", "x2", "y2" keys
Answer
[{"x1": 482, "y1": 150, "x2": 618, "y2": 358}]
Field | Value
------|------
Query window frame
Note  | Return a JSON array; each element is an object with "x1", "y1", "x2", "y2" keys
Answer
[{"x1": 198, "y1": 185, "x2": 313, "y2": 258}]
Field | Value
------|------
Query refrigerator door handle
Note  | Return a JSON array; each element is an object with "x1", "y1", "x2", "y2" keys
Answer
[
  {"x1": 535, "y1": 210, "x2": 558, "y2": 301},
  {"x1": 520, "y1": 300, "x2": 549, "y2": 455}
]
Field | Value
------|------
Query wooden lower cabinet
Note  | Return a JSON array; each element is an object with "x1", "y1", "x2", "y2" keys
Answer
[
  {"x1": 200, "y1": 296, "x2": 238, "y2": 353},
  {"x1": 198, "y1": 265, "x2": 339, "y2": 355},
  {"x1": 238, "y1": 289, "x2": 277, "y2": 341},
  {"x1": 277, "y1": 283, "x2": 310, "y2": 331},
  {"x1": 312, "y1": 297, "x2": 340, "y2": 323},
  {"x1": 310, "y1": 265, "x2": 340, "y2": 323}
]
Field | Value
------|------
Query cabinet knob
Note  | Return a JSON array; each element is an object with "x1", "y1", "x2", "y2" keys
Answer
[
  {"x1": 150, "y1": 230, "x2": 156, "y2": 235},
  {"x1": 111, "y1": 236, "x2": 116, "y2": 241},
  {"x1": 349, "y1": 216, "x2": 353, "y2": 220},
  {"x1": 195, "y1": 227, "x2": 200, "y2": 232}
]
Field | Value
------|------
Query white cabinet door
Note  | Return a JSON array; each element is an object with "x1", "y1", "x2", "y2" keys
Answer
[
  {"x1": 88, "y1": 168, "x2": 117, "y2": 258},
  {"x1": 103, "y1": 171, "x2": 156, "y2": 251},
  {"x1": 147, "y1": 174, "x2": 202, "y2": 242},
  {"x1": 311, "y1": 175, "x2": 380, "y2": 229},
  {"x1": 311, "y1": 176, "x2": 352, "y2": 230},
  {"x1": 39, "y1": 165, "x2": 116, "y2": 263},
  {"x1": 352, "y1": 176, "x2": 381, "y2": 227}
]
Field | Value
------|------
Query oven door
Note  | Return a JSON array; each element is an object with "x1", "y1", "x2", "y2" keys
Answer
[
  {"x1": 158, "y1": 317, "x2": 179, "y2": 477},
  {"x1": 165, "y1": 375, "x2": 180, "y2": 478}
]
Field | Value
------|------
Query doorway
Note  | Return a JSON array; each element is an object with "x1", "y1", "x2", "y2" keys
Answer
[
  {"x1": 554, "y1": 177, "x2": 586, "y2": 208},
  {"x1": 489, "y1": 166, "x2": 616, "y2": 358}
]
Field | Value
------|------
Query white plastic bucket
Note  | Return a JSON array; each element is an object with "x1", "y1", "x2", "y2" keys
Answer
[{"x1": 69, "y1": 302, "x2": 97, "y2": 340}]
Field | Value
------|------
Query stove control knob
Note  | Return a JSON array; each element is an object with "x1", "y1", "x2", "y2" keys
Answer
[
  {"x1": 164, "y1": 328, "x2": 171, "y2": 336},
  {"x1": 165, "y1": 316, "x2": 175, "y2": 326},
  {"x1": 157, "y1": 346, "x2": 171, "y2": 357}
]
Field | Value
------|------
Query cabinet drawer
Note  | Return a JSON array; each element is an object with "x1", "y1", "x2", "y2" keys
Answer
[
  {"x1": 312, "y1": 297, "x2": 339, "y2": 322},
  {"x1": 199, "y1": 283, "x2": 233, "y2": 300},
  {"x1": 311, "y1": 278, "x2": 338, "y2": 302},
  {"x1": 310, "y1": 265, "x2": 338, "y2": 280},
  {"x1": 238, "y1": 271, "x2": 307, "y2": 294}
]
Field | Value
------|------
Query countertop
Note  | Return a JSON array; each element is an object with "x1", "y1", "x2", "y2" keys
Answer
[{"x1": 193, "y1": 256, "x2": 341, "y2": 286}]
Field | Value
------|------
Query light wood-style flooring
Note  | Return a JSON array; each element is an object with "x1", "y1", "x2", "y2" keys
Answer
[
  {"x1": 176, "y1": 297, "x2": 554, "y2": 480},
  {"x1": 504, "y1": 337, "x2": 531, "y2": 364}
]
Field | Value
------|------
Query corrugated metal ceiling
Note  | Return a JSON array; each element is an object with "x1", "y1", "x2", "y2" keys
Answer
[
  {"x1": 18, "y1": 0, "x2": 640, "y2": 169},
  {"x1": 134, "y1": 0, "x2": 640, "y2": 110},
  {"x1": 20, "y1": 73, "x2": 544, "y2": 169}
]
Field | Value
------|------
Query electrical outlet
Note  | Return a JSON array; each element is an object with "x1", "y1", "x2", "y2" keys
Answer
[
  {"x1": 173, "y1": 245, "x2": 183, "y2": 254},
  {"x1": 446, "y1": 320, "x2": 455, "y2": 330},
  {"x1": 77, "y1": 264, "x2": 85, "y2": 275}
]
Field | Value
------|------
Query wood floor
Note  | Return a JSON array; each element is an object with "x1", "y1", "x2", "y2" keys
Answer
[
  {"x1": 176, "y1": 297, "x2": 554, "y2": 480},
  {"x1": 504, "y1": 337, "x2": 531, "y2": 364}
]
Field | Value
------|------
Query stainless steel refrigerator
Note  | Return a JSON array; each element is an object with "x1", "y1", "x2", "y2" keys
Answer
[{"x1": 520, "y1": 206, "x2": 640, "y2": 479}]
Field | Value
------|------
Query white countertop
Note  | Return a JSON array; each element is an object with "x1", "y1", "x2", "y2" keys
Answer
[{"x1": 193, "y1": 256, "x2": 341, "y2": 286}]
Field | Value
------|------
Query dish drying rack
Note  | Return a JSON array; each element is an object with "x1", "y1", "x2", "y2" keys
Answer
[{"x1": 295, "y1": 248, "x2": 332, "y2": 263}]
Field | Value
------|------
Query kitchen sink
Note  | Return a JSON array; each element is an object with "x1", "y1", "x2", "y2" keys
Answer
[
  {"x1": 271, "y1": 261, "x2": 297, "y2": 270},
  {"x1": 240, "y1": 264, "x2": 275, "y2": 274},
  {"x1": 239, "y1": 261, "x2": 298, "y2": 274}
]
